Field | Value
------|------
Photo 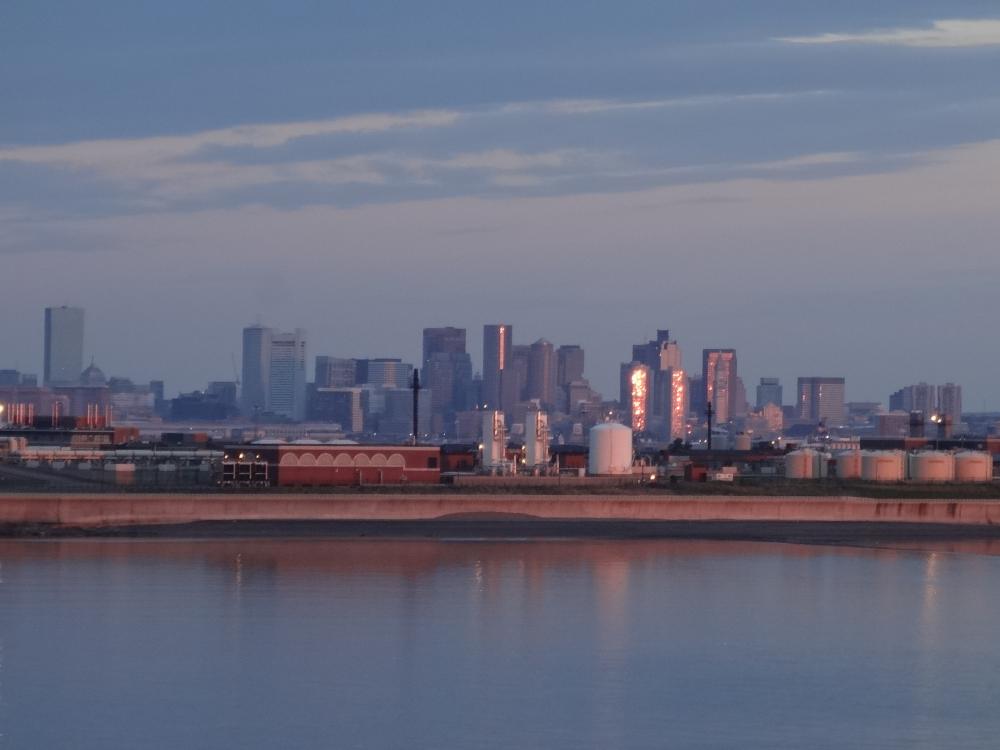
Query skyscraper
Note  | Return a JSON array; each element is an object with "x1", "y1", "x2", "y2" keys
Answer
[
  {"x1": 314, "y1": 356, "x2": 357, "y2": 388},
  {"x1": 556, "y1": 345, "x2": 585, "y2": 388},
  {"x1": 268, "y1": 329, "x2": 307, "y2": 421},
  {"x1": 756, "y1": 378, "x2": 783, "y2": 409},
  {"x1": 422, "y1": 327, "x2": 472, "y2": 436},
  {"x1": 482, "y1": 324, "x2": 513, "y2": 411},
  {"x1": 43, "y1": 306, "x2": 84, "y2": 386},
  {"x1": 937, "y1": 383, "x2": 962, "y2": 424},
  {"x1": 796, "y1": 377, "x2": 846, "y2": 424},
  {"x1": 526, "y1": 339, "x2": 556, "y2": 408},
  {"x1": 702, "y1": 349, "x2": 737, "y2": 423},
  {"x1": 241, "y1": 324, "x2": 272, "y2": 414}
]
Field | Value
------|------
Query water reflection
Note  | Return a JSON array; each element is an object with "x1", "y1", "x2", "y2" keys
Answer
[{"x1": 0, "y1": 538, "x2": 999, "y2": 750}]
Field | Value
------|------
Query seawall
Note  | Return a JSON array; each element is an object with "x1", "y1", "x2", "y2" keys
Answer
[{"x1": 2, "y1": 493, "x2": 1000, "y2": 532}]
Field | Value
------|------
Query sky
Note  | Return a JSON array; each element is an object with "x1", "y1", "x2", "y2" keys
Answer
[{"x1": 3, "y1": 1, "x2": 999, "y2": 407}]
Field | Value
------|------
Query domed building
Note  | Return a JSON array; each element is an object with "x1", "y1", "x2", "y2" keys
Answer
[
  {"x1": 79, "y1": 362, "x2": 107, "y2": 387},
  {"x1": 51, "y1": 359, "x2": 111, "y2": 421}
]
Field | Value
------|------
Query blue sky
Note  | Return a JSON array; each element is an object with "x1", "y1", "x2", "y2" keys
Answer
[{"x1": 3, "y1": 2, "x2": 999, "y2": 406}]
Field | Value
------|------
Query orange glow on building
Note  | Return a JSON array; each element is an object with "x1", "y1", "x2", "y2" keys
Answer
[
  {"x1": 630, "y1": 366, "x2": 649, "y2": 432},
  {"x1": 670, "y1": 368, "x2": 687, "y2": 439}
]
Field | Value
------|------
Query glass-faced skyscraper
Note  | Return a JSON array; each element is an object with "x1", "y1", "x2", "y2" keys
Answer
[{"x1": 43, "y1": 306, "x2": 84, "y2": 386}]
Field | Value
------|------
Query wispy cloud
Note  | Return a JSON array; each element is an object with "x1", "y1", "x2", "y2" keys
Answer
[{"x1": 777, "y1": 18, "x2": 1000, "y2": 48}]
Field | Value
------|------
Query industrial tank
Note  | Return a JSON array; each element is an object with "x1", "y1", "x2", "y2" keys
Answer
[
  {"x1": 481, "y1": 410, "x2": 507, "y2": 470},
  {"x1": 524, "y1": 411, "x2": 550, "y2": 468},
  {"x1": 908, "y1": 451, "x2": 955, "y2": 482},
  {"x1": 734, "y1": 433, "x2": 752, "y2": 451},
  {"x1": 784, "y1": 449, "x2": 816, "y2": 479},
  {"x1": 954, "y1": 451, "x2": 993, "y2": 482},
  {"x1": 861, "y1": 451, "x2": 905, "y2": 482},
  {"x1": 588, "y1": 422, "x2": 633, "y2": 476},
  {"x1": 835, "y1": 449, "x2": 862, "y2": 479}
]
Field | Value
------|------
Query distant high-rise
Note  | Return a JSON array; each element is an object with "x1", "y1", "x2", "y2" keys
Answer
[
  {"x1": 756, "y1": 377, "x2": 783, "y2": 409},
  {"x1": 702, "y1": 349, "x2": 737, "y2": 423},
  {"x1": 315, "y1": 356, "x2": 357, "y2": 388},
  {"x1": 526, "y1": 339, "x2": 556, "y2": 408},
  {"x1": 796, "y1": 377, "x2": 846, "y2": 424},
  {"x1": 622, "y1": 362, "x2": 653, "y2": 432},
  {"x1": 357, "y1": 358, "x2": 412, "y2": 389},
  {"x1": 501, "y1": 345, "x2": 530, "y2": 410},
  {"x1": 422, "y1": 327, "x2": 472, "y2": 436},
  {"x1": 268, "y1": 329, "x2": 307, "y2": 420},
  {"x1": 241, "y1": 325, "x2": 272, "y2": 414},
  {"x1": 43, "y1": 306, "x2": 84, "y2": 386},
  {"x1": 556, "y1": 345, "x2": 585, "y2": 388},
  {"x1": 889, "y1": 383, "x2": 936, "y2": 415},
  {"x1": 482, "y1": 324, "x2": 513, "y2": 411},
  {"x1": 937, "y1": 383, "x2": 962, "y2": 424}
]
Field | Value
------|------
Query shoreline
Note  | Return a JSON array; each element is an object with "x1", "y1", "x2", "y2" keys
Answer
[
  {"x1": 3, "y1": 491, "x2": 1000, "y2": 541},
  {"x1": 5, "y1": 518, "x2": 1000, "y2": 544}
]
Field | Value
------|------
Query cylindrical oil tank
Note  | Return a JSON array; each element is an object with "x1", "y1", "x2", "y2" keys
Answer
[
  {"x1": 861, "y1": 451, "x2": 905, "y2": 482},
  {"x1": 588, "y1": 422, "x2": 633, "y2": 476},
  {"x1": 734, "y1": 433, "x2": 752, "y2": 451},
  {"x1": 814, "y1": 452, "x2": 831, "y2": 479},
  {"x1": 954, "y1": 451, "x2": 993, "y2": 482},
  {"x1": 835, "y1": 450, "x2": 862, "y2": 479},
  {"x1": 784, "y1": 449, "x2": 815, "y2": 479},
  {"x1": 908, "y1": 451, "x2": 955, "y2": 482}
]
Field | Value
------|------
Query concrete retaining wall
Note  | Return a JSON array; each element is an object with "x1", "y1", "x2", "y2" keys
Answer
[{"x1": 1, "y1": 493, "x2": 1000, "y2": 528}]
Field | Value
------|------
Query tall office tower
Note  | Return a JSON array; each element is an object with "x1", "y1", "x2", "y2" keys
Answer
[
  {"x1": 422, "y1": 327, "x2": 466, "y2": 364},
  {"x1": 756, "y1": 377, "x2": 783, "y2": 409},
  {"x1": 241, "y1": 324, "x2": 272, "y2": 413},
  {"x1": 655, "y1": 367, "x2": 688, "y2": 441},
  {"x1": 731, "y1": 376, "x2": 748, "y2": 419},
  {"x1": 796, "y1": 377, "x2": 846, "y2": 424},
  {"x1": 702, "y1": 349, "x2": 737, "y2": 423},
  {"x1": 631, "y1": 330, "x2": 681, "y2": 372},
  {"x1": 357, "y1": 358, "x2": 412, "y2": 389},
  {"x1": 315, "y1": 356, "x2": 357, "y2": 388},
  {"x1": 688, "y1": 375, "x2": 705, "y2": 418},
  {"x1": 526, "y1": 339, "x2": 556, "y2": 408},
  {"x1": 556, "y1": 345, "x2": 585, "y2": 388},
  {"x1": 482, "y1": 324, "x2": 513, "y2": 411},
  {"x1": 621, "y1": 362, "x2": 653, "y2": 432},
  {"x1": 937, "y1": 383, "x2": 962, "y2": 423},
  {"x1": 422, "y1": 327, "x2": 472, "y2": 436},
  {"x1": 268, "y1": 329, "x2": 307, "y2": 420},
  {"x1": 43, "y1": 306, "x2": 85, "y2": 386},
  {"x1": 501, "y1": 345, "x2": 530, "y2": 410},
  {"x1": 889, "y1": 383, "x2": 937, "y2": 415}
]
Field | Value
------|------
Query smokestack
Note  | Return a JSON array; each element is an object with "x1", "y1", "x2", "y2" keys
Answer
[{"x1": 411, "y1": 368, "x2": 420, "y2": 446}]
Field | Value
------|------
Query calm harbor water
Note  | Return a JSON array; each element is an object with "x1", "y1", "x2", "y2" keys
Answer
[{"x1": 1, "y1": 537, "x2": 999, "y2": 749}]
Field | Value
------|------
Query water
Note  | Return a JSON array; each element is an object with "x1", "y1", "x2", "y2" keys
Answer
[{"x1": 1, "y1": 537, "x2": 999, "y2": 749}]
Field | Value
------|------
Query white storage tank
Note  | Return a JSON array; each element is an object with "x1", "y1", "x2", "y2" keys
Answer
[
  {"x1": 835, "y1": 449, "x2": 862, "y2": 479},
  {"x1": 954, "y1": 451, "x2": 993, "y2": 482},
  {"x1": 861, "y1": 451, "x2": 905, "y2": 482},
  {"x1": 524, "y1": 411, "x2": 550, "y2": 468},
  {"x1": 481, "y1": 410, "x2": 506, "y2": 470},
  {"x1": 734, "y1": 433, "x2": 752, "y2": 451},
  {"x1": 588, "y1": 422, "x2": 633, "y2": 476},
  {"x1": 784, "y1": 449, "x2": 816, "y2": 479},
  {"x1": 908, "y1": 451, "x2": 955, "y2": 483}
]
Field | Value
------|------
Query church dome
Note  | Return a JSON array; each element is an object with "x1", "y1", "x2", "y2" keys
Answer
[{"x1": 79, "y1": 362, "x2": 107, "y2": 386}]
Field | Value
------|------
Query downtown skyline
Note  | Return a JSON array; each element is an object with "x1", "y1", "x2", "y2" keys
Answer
[{"x1": 3, "y1": 2, "x2": 999, "y2": 406}]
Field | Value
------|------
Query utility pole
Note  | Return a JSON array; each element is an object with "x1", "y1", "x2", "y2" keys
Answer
[
  {"x1": 411, "y1": 368, "x2": 421, "y2": 446},
  {"x1": 706, "y1": 401, "x2": 714, "y2": 451}
]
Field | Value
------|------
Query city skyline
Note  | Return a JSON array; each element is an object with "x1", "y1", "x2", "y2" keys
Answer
[
  {"x1": 3, "y1": 3, "x2": 1000, "y2": 409},
  {"x1": 1, "y1": 306, "x2": 992, "y2": 413}
]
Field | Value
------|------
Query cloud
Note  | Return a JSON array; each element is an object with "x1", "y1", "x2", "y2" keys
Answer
[{"x1": 777, "y1": 19, "x2": 1000, "y2": 48}]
